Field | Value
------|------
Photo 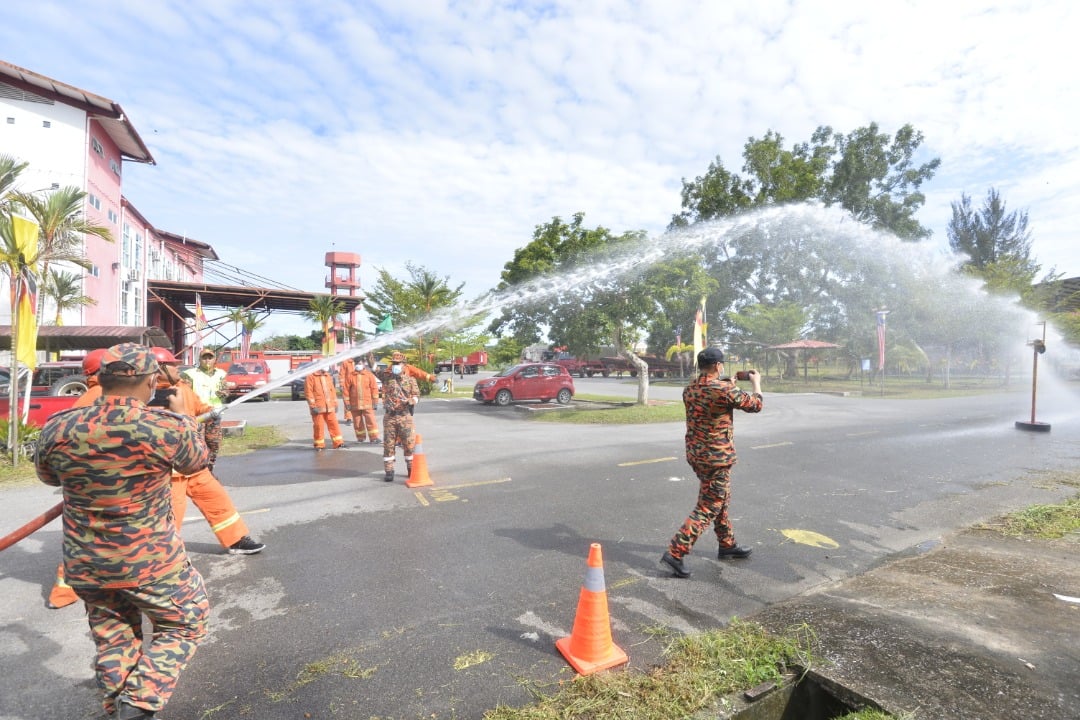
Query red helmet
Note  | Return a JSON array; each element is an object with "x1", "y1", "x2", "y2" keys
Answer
[
  {"x1": 83, "y1": 348, "x2": 109, "y2": 375},
  {"x1": 150, "y1": 346, "x2": 179, "y2": 365}
]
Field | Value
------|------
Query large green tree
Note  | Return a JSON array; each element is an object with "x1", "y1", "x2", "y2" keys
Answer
[
  {"x1": 671, "y1": 123, "x2": 940, "y2": 240},
  {"x1": 489, "y1": 213, "x2": 673, "y2": 404},
  {"x1": 363, "y1": 262, "x2": 464, "y2": 359}
]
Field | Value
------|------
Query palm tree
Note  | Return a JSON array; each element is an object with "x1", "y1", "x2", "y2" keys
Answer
[
  {"x1": 14, "y1": 186, "x2": 112, "y2": 315},
  {"x1": 239, "y1": 310, "x2": 267, "y2": 357},
  {"x1": 303, "y1": 295, "x2": 345, "y2": 355},
  {"x1": 0, "y1": 154, "x2": 29, "y2": 206},
  {"x1": 42, "y1": 268, "x2": 96, "y2": 326},
  {"x1": 225, "y1": 307, "x2": 246, "y2": 348}
]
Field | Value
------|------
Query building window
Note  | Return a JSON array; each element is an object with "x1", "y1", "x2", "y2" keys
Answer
[
  {"x1": 107, "y1": 208, "x2": 118, "y2": 224},
  {"x1": 92, "y1": 138, "x2": 104, "y2": 156},
  {"x1": 5, "y1": 118, "x2": 13, "y2": 124},
  {"x1": 89, "y1": 264, "x2": 99, "y2": 277},
  {"x1": 109, "y1": 158, "x2": 121, "y2": 176},
  {"x1": 42, "y1": 120, "x2": 51, "y2": 128},
  {"x1": 88, "y1": 194, "x2": 101, "y2": 211}
]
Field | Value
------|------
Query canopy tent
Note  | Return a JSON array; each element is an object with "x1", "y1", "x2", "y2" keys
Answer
[
  {"x1": 0, "y1": 325, "x2": 172, "y2": 352},
  {"x1": 766, "y1": 339, "x2": 841, "y2": 380}
]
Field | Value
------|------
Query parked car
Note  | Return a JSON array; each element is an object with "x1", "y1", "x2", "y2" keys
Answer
[
  {"x1": 472, "y1": 362, "x2": 575, "y2": 406},
  {"x1": 223, "y1": 360, "x2": 272, "y2": 402},
  {"x1": 289, "y1": 361, "x2": 318, "y2": 401},
  {"x1": 0, "y1": 360, "x2": 88, "y2": 397}
]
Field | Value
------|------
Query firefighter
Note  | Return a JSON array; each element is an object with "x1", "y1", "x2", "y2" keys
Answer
[
  {"x1": 151, "y1": 346, "x2": 265, "y2": 555},
  {"x1": 380, "y1": 351, "x2": 420, "y2": 481},
  {"x1": 183, "y1": 350, "x2": 227, "y2": 469},
  {"x1": 345, "y1": 359, "x2": 381, "y2": 444},
  {"x1": 305, "y1": 366, "x2": 345, "y2": 450},
  {"x1": 338, "y1": 357, "x2": 355, "y2": 426}
]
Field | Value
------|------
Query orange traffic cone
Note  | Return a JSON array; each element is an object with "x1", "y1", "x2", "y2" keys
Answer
[
  {"x1": 47, "y1": 562, "x2": 79, "y2": 609},
  {"x1": 556, "y1": 543, "x2": 628, "y2": 675},
  {"x1": 405, "y1": 434, "x2": 433, "y2": 488}
]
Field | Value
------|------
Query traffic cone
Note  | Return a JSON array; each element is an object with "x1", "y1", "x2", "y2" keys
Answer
[
  {"x1": 555, "y1": 543, "x2": 628, "y2": 675},
  {"x1": 47, "y1": 563, "x2": 79, "y2": 609},
  {"x1": 405, "y1": 434, "x2": 433, "y2": 488}
]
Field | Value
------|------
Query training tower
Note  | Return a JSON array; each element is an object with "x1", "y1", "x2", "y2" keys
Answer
[{"x1": 325, "y1": 252, "x2": 363, "y2": 341}]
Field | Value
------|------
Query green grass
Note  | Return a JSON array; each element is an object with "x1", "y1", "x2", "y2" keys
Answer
[
  {"x1": 978, "y1": 493, "x2": 1080, "y2": 540},
  {"x1": 484, "y1": 620, "x2": 816, "y2": 720},
  {"x1": 218, "y1": 424, "x2": 289, "y2": 456}
]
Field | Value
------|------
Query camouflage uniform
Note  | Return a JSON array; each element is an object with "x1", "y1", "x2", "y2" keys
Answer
[
  {"x1": 667, "y1": 374, "x2": 763, "y2": 559},
  {"x1": 35, "y1": 346, "x2": 210, "y2": 718},
  {"x1": 381, "y1": 371, "x2": 420, "y2": 480}
]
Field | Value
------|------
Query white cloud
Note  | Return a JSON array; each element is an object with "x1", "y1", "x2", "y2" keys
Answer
[{"x1": 3, "y1": 0, "x2": 1078, "y2": 341}]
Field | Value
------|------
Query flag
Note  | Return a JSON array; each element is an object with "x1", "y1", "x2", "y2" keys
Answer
[
  {"x1": 12, "y1": 216, "x2": 40, "y2": 370},
  {"x1": 375, "y1": 314, "x2": 393, "y2": 334},
  {"x1": 194, "y1": 293, "x2": 207, "y2": 359},
  {"x1": 322, "y1": 321, "x2": 337, "y2": 356},
  {"x1": 240, "y1": 324, "x2": 251, "y2": 359},
  {"x1": 876, "y1": 310, "x2": 889, "y2": 372},
  {"x1": 692, "y1": 296, "x2": 706, "y2": 358}
]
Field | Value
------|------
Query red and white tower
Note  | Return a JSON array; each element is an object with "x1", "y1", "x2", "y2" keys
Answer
[{"x1": 325, "y1": 252, "x2": 362, "y2": 344}]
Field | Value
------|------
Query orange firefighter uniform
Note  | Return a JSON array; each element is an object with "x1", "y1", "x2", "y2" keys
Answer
[
  {"x1": 305, "y1": 369, "x2": 345, "y2": 449},
  {"x1": 345, "y1": 362, "x2": 381, "y2": 443},
  {"x1": 338, "y1": 358, "x2": 355, "y2": 425}
]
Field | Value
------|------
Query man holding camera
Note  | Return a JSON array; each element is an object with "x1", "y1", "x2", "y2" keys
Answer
[
  {"x1": 35, "y1": 343, "x2": 210, "y2": 719},
  {"x1": 661, "y1": 347, "x2": 762, "y2": 579}
]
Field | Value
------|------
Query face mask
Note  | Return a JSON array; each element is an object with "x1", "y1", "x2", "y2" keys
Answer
[{"x1": 391, "y1": 364, "x2": 403, "y2": 376}]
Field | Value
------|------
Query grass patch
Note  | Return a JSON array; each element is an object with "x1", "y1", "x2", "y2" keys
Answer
[
  {"x1": 484, "y1": 620, "x2": 814, "y2": 720},
  {"x1": 219, "y1": 424, "x2": 289, "y2": 456},
  {"x1": 978, "y1": 494, "x2": 1080, "y2": 540}
]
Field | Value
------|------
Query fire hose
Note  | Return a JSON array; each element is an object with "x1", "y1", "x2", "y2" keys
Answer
[{"x1": 0, "y1": 501, "x2": 62, "y2": 552}]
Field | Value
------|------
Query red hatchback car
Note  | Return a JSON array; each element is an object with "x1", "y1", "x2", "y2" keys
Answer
[
  {"x1": 473, "y1": 362, "x2": 575, "y2": 406},
  {"x1": 224, "y1": 360, "x2": 272, "y2": 402}
]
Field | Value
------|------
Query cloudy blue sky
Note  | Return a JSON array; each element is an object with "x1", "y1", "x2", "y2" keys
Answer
[{"x1": 2, "y1": 0, "x2": 1077, "y2": 338}]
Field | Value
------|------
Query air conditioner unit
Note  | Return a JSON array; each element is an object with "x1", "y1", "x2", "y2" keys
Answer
[{"x1": 127, "y1": 269, "x2": 139, "y2": 281}]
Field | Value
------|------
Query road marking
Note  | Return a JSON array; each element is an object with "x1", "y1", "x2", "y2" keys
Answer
[
  {"x1": 779, "y1": 528, "x2": 840, "y2": 548},
  {"x1": 618, "y1": 457, "x2": 677, "y2": 467},
  {"x1": 750, "y1": 441, "x2": 793, "y2": 449},
  {"x1": 437, "y1": 477, "x2": 513, "y2": 490},
  {"x1": 846, "y1": 431, "x2": 879, "y2": 437},
  {"x1": 414, "y1": 492, "x2": 430, "y2": 506},
  {"x1": 609, "y1": 576, "x2": 640, "y2": 590}
]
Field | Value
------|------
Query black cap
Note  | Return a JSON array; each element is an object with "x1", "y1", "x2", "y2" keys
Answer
[{"x1": 697, "y1": 347, "x2": 725, "y2": 366}]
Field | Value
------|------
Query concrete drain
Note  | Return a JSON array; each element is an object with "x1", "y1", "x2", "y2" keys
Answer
[{"x1": 724, "y1": 668, "x2": 884, "y2": 719}]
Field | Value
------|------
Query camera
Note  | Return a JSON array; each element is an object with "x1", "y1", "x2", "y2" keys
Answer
[
  {"x1": 735, "y1": 370, "x2": 752, "y2": 381},
  {"x1": 147, "y1": 387, "x2": 177, "y2": 408}
]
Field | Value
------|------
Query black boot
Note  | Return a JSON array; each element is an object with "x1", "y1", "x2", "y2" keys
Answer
[
  {"x1": 116, "y1": 700, "x2": 157, "y2": 719},
  {"x1": 406, "y1": 462, "x2": 413, "y2": 477},
  {"x1": 384, "y1": 471, "x2": 394, "y2": 482}
]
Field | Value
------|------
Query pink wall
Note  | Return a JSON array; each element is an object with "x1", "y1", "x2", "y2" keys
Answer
[{"x1": 81, "y1": 120, "x2": 124, "y2": 325}]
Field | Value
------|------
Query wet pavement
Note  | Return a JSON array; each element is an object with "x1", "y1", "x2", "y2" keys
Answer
[
  {"x1": 752, "y1": 527, "x2": 1080, "y2": 719},
  {"x1": 2, "y1": 383, "x2": 1078, "y2": 719}
]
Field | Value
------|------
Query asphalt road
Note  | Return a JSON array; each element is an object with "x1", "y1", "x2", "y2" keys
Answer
[{"x1": 2, "y1": 374, "x2": 1078, "y2": 719}]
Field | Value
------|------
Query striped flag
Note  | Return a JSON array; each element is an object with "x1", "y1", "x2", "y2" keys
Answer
[
  {"x1": 194, "y1": 293, "x2": 207, "y2": 359},
  {"x1": 12, "y1": 216, "x2": 40, "y2": 370},
  {"x1": 692, "y1": 296, "x2": 706, "y2": 358},
  {"x1": 875, "y1": 310, "x2": 889, "y2": 371},
  {"x1": 240, "y1": 324, "x2": 251, "y2": 359}
]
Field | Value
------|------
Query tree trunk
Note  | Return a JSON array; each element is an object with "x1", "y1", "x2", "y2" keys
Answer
[{"x1": 613, "y1": 326, "x2": 649, "y2": 406}]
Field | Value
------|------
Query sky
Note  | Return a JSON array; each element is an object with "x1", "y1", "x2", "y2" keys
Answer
[{"x1": 2, "y1": 0, "x2": 1078, "y2": 340}]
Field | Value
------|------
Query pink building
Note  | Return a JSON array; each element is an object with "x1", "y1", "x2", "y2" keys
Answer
[{"x1": 0, "y1": 59, "x2": 213, "y2": 329}]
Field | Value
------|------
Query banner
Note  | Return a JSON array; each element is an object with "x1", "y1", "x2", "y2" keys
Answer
[
  {"x1": 12, "y1": 216, "x2": 40, "y2": 370},
  {"x1": 692, "y1": 296, "x2": 706, "y2": 359}
]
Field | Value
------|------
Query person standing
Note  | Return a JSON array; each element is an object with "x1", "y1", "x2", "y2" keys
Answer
[
  {"x1": 345, "y1": 360, "x2": 381, "y2": 444},
  {"x1": 380, "y1": 351, "x2": 419, "y2": 482},
  {"x1": 35, "y1": 343, "x2": 210, "y2": 719},
  {"x1": 338, "y1": 357, "x2": 355, "y2": 426},
  {"x1": 661, "y1": 347, "x2": 762, "y2": 579},
  {"x1": 183, "y1": 349, "x2": 227, "y2": 469},
  {"x1": 305, "y1": 366, "x2": 345, "y2": 450}
]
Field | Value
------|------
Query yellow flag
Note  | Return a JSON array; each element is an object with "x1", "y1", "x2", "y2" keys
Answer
[
  {"x1": 12, "y1": 216, "x2": 40, "y2": 370},
  {"x1": 692, "y1": 296, "x2": 706, "y2": 359}
]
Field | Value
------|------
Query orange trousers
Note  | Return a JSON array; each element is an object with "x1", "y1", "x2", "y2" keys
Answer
[
  {"x1": 311, "y1": 411, "x2": 344, "y2": 448},
  {"x1": 352, "y1": 406, "x2": 379, "y2": 441},
  {"x1": 49, "y1": 468, "x2": 248, "y2": 609}
]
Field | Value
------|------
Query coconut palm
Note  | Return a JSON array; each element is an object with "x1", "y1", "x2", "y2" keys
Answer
[
  {"x1": 239, "y1": 310, "x2": 267, "y2": 357},
  {"x1": 42, "y1": 268, "x2": 96, "y2": 326},
  {"x1": 303, "y1": 295, "x2": 345, "y2": 355},
  {"x1": 14, "y1": 185, "x2": 112, "y2": 314},
  {"x1": 0, "y1": 154, "x2": 28, "y2": 206}
]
